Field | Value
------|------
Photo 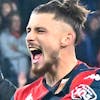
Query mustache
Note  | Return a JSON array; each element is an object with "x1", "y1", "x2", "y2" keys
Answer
[{"x1": 26, "y1": 41, "x2": 40, "y2": 48}]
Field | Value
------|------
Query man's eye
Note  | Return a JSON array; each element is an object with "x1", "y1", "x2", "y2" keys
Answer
[
  {"x1": 38, "y1": 29, "x2": 45, "y2": 33},
  {"x1": 35, "y1": 27, "x2": 46, "y2": 33},
  {"x1": 26, "y1": 28, "x2": 31, "y2": 33}
]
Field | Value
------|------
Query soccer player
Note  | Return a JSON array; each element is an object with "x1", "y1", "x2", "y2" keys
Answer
[{"x1": 14, "y1": 0, "x2": 100, "y2": 100}]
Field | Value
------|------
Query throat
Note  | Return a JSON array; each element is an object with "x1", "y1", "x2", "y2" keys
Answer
[
  {"x1": 44, "y1": 72, "x2": 58, "y2": 87},
  {"x1": 44, "y1": 59, "x2": 77, "y2": 87},
  {"x1": 44, "y1": 71, "x2": 69, "y2": 94}
]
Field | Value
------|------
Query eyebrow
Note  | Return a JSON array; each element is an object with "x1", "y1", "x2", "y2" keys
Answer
[
  {"x1": 26, "y1": 26, "x2": 48, "y2": 33},
  {"x1": 34, "y1": 27, "x2": 47, "y2": 31}
]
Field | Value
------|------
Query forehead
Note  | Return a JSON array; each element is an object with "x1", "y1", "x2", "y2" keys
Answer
[
  {"x1": 27, "y1": 13, "x2": 57, "y2": 27},
  {"x1": 27, "y1": 13, "x2": 73, "y2": 32},
  {"x1": 2, "y1": 3, "x2": 11, "y2": 8},
  {"x1": 31, "y1": 13, "x2": 55, "y2": 20}
]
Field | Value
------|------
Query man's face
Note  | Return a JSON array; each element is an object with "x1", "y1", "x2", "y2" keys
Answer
[
  {"x1": 26, "y1": 13, "x2": 73, "y2": 76},
  {"x1": 2, "y1": 3, "x2": 12, "y2": 17},
  {"x1": 11, "y1": 15, "x2": 21, "y2": 32}
]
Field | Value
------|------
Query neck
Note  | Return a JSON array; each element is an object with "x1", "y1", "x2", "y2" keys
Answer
[{"x1": 44, "y1": 46, "x2": 77, "y2": 87}]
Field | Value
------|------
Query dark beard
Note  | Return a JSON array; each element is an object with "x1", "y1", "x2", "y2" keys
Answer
[
  {"x1": 32, "y1": 49, "x2": 59, "y2": 77},
  {"x1": 32, "y1": 53, "x2": 59, "y2": 77},
  {"x1": 32, "y1": 62, "x2": 53, "y2": 77}
]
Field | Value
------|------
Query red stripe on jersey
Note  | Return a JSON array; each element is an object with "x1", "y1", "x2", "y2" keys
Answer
[
  {"x1": 14, "y1": 77, "x2": 48, "y2": 100},
  {"x1": 70, "y1": 69, "x2": 97, "y2": 91},
  {"x1": 61, "y1": 69, "x2": 97, "y2": 100}
]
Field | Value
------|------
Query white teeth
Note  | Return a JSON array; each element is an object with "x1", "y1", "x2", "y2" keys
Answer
[{"x1": 29, "y1": 48, "x2": 38, "y2": 51}]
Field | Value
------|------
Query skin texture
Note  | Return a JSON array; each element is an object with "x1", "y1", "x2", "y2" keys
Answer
[{"x1": 26, "y1": 13, "x2": 77, "y2": 87}]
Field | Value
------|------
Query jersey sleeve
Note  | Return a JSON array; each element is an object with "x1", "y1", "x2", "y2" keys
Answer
[
  {"x1": 70, "y1": 69, "x2": 100, "y2": 100},
  {"x1": 90, "y1": 69, "x2": 100, "y2": 99}
]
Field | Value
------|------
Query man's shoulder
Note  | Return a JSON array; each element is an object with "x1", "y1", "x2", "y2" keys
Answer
[
  {"x1": 70, "y1": 66, "x2": 100, "y2": 90},
  {"x1": 14, "y1": 77, "x2": 43, "y2": 99},
  {"x1": 76, "y1": 61, "x2": 100, "y2": 74},
  {"x1": 17, "y1": 77, "x2": 43, "y2": 92},
  {"x1": 67, "y1": 67, "x2": 100, "y2": 100}
]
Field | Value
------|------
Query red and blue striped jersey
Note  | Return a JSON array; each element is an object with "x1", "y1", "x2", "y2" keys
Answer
[{"x1": 14, "y1": 61, "x2": 100, "y2": 100}]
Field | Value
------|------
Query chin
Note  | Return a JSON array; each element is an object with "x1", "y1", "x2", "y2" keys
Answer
[{"x1": 32, "y1": 62, "x2": 53, "y2": 77}]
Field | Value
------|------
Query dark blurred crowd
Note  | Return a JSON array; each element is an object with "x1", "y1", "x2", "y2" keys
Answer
[
  {"x1": 0, "y1": 0, "x2": 32, "y2": 87},
  {"x1": 76, "y1": 0, "x2": 100, "y2": 68},
  {"x1": 76, "y1": 13, "x2": 100, "y2": 65},
  {"x1": 0, "y1": 0, "x2": 100, "y2": 88}
]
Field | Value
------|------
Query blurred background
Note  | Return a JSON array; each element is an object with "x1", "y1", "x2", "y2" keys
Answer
[{"x1": 0, "y1": 0, "x2": 100, "y2": 88}]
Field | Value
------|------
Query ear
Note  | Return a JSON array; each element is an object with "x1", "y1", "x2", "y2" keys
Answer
[{"x1": 60, "y1": 33, "x2": 73, "y2": 47}]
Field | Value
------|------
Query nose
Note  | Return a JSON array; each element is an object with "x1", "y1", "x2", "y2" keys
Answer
[{"x1": 26, "y1": 31, "x2": 37, "y2": 42}]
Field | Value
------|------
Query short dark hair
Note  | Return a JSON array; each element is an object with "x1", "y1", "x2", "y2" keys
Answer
[{"x1": 32, "y1": 0, "x2": 89, "y2": 44}]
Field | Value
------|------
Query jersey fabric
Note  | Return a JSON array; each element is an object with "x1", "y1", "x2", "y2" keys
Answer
[{"x1": 14, "y1": 61, "x2": 100, "y2": 100}]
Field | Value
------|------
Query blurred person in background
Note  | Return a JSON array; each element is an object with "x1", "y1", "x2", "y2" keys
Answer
[
  {"x1": 0, "y1": 0, "x2": 12, "y2": 17},
  {"x1": 0, "y1": 11, "x2": 29, "y2": 87},
  {"x1": 85, "y1": 13, "x2": 100, "y2": 64},
  {"x1": 0, "y1": 0, "x2": 18, "y2": 31},
  {"x1": 0, "y1": 4, "x2": 18, "y2": 86},
  {"x1": 76, "y1": 13, "x2": 100, "y2": 67},
  {"x1": 85, "y1": 13, "x2": 100, "y2": 40},
  {"x1": 0, "y1": 0, "x2": 13, "y2": 30},
  {"x1": 76, "y1": 29, "x2": 97, "y2": 67}
]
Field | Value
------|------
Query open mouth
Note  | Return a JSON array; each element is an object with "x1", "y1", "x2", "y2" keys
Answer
[{"x1": 30, "y1": 48, "x2": 43, "y2": 63}]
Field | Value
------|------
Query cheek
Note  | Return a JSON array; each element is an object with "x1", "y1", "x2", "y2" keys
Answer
[
  {"x1": 44, "y1": 41, "x2": 60, "y2": 57},
  {"x1": 37, "y1": 34, "x2": 60, "y2": 51},
  {"x1": 46, "y1": 38, "x2": 60, "y2": 50}
]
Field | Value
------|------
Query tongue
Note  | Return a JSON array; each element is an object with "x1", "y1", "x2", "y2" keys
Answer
[
  {"x1": 32, "y1": 54, "x2": 42, "y2": 63},
  {"x1": 34, "y1": 54, "x2": 41, "y2": 59}
]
